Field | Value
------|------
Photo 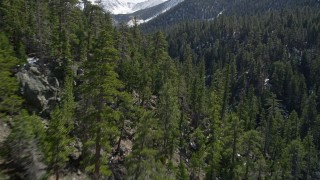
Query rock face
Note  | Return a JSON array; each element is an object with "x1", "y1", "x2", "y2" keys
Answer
[{"x1": 16, "y1": 63, "x2": 60, "y2": 115}]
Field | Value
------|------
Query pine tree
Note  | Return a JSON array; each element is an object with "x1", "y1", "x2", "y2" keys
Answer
[
  {"x1": 0, "y1": 0, "x2": 28, "y2": 52},
  {"x1": 157, "y1": 80, "x2": 180, "y2": 160},
  {"x1": 8, "y1": 110, "x2": 46, "y2": 179},
  {"x1": 126, "y1": 109, "x2": 166, "y2": 179},
  {"x1": 9, "y1": 110, "x2": 35, "y2": 161},
  {"x1": 79, "y1": 17, "x2": 126, "y2": 178},
  {"x1": 190, "y1": 128, "x2": 206, "y2": 179},
  {"x1": 236, "y1": 130, "x2": 264, "y2": 179},
  {"x1": 221, "y1": 65, "x2": 231, "y2": 120},
  {"x1": 205, "y1": 87, "x2": 223, "y2": 180},
  {"x1": 0, "y1": 33, "x2": 22, "y2": 117},
  {"x1": 190, "y1": 58, "x2": 207, "y2": 128},
  {"x1": 46, "y1": 75, "x2": 75, "y2": 180},
  {"x1": 182, "y1": 44, "x2": 195, "y2": 103},
  {"x1": 302, "y1": 132, "x2": 318, "y2": 179},
  {"x1": 49, "y1": 0, "x2": 80, "y2": 71},
  {"x1": 222, "y1": 113, "x2": 243, "y2": 179},
  {"x1": 115, "y1": 90, "x2": 132, "y2": 156},
  {"x1": 244, "y1": 86, "x2": 259, "y2": 131},
  {"x1": 284, "y1": 110, "x2": 300, "y2": 143},
  {"x1": 279, "y1": 139, "x2": 306, "y2": 179},
  {"x1": 176, "y1": 160, "x2": 189, "y2": 180},
  {"x1": 264, "y1": 92, "x2": 283, "y2": 156},
  {"x1": 301, "y1": 93, "x2": 318, "y2": 139},
  {"x1": 150, "y1": 31, "x2": 173, "y2": 94},
  {"x1": 176, "y1": 74, "x2": 190, "y2": 180}
]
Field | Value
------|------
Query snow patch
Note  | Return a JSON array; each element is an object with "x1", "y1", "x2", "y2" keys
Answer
[
  {"x1": 91, "y1": 0, "x2": 169, "y2": 14},
  {"x1": 127, "y1": 18, "x2": 145, "y2": 26},
  {"x1": 217, "y1": 10, "x2": 224, "y2": 17},
  {"x1": 126, "y1": 0, "x2": 184, "y2": 25},
  {"x1": 27, "y1": 57, "x2": 39, "y2": 64},
  {"x1": 264, "y1": 78, "x2": 270, "y2": 86}
]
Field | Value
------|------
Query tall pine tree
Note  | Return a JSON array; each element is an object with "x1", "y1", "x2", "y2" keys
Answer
[
  {"x1": 79, "y1": 15, "x2": 127, "y2": 179},
  {"x1": 0, "y1": 33, "x2": 22, "y2": 117},
  {"x1": 46, "y1": 75, "x2": 75, "y2": 180}
]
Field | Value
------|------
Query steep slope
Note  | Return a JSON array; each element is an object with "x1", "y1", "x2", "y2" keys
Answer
[
  {"x1": 141, "y1": 0, "x2": 320, "y2": 32},
  {"x1": 91, "y1": 0, "x2": 168, "y2": 14},
  {"x1": 113, "y1": 0, "x2": 184, "y2": 25},
  {"x1": 140, "y1": 0, "x2": 232, "y2": 31},
  {"x1": 98, "y1": 0, "x2": 135, "y2": 14},
  {"x1": 132, "y1": 0, "x2": 168, "y2": 12},
  {"x1": 90, "y1": 0, "x2": 184, "y2": 25}
]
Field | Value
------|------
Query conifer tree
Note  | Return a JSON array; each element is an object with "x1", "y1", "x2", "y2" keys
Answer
[
  {"x1": 183, "y1": 44, "x2": 195, "y2": 102},
  {"x1": 176, "y1": 160, "x2": 188, "y2": 180},
  {"x1": 79, "y1": 17, "x2": 126, "y2": 178},
  {"x1": 0, "y1": 33, "x2": 22, "y2": 116},
  {"x1": 223, "y1": 113, "x2": 243, "y2": 179},
  {"x1": 190, "y1": 128, "x2": 206, "y2": 179},
  {"x1": 264, "y1": 93, "x2": 283, "y2": 156},
  {"x1": 176, "y1": 75, "x2": 190, "y2": 180},
  {"x1": 302, "y1": 132, "x2": 318, "y2": 179},
  {"x1": 46, "y1": 75, "x2": 75, "y2": 180},
  {"x1": 205, "y1": 89, "x2": 223, "y2": 180},
  {"x1": 0, "y1": 0, "x2": 28, "y2": 52},
  {"x1": 150, "y1": 31, "x2": 173, "y2": 94},
  {"x1": 190, "y1": 58, "x2": 207, "y2": 128},
  {"x1": 221, "y1": 65, "x2": 231, "y2": 120},
  {"x1": 157, "y1": 81, "x2": 180, "y2": 160},
  {"x1": 236, "y1": 130, "x2": 264, "y2": 179},
  {"x1": 301, "y1": 93, "x2": 318, "y2": 139},
  {"x1": 126, "y1": 109, "x2": 165, "y2": 179},
  {"x1": 284, "y1": 110, "x2": 300, "y2": 143},
  {"x1": 279, "y1": 140, "x2": 306, "y2": 179},
  {"x1": 115, "y1": 90, "x2": 132, "y2": 155},
  {"x1": 8, "y1": 110, "x2": 46, "y2": 179}
]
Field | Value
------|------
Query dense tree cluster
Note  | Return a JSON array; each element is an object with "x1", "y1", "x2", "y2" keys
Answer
[
  {"x1": 0, "y1": 0, "x2": 319, "y2": 179},
  {"x1": 165, "y1": 6, "x2": 320, "y2": 179},
  {"x1": 142, "y1": 0, "x2": 319, "y2": 32}
]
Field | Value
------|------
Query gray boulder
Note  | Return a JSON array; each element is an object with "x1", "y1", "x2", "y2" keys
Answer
[{"x1": 16, "y1": 63, "x2": 60, "y2": 115}]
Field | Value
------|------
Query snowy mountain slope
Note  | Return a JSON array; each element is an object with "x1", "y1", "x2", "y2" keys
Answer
[
  {"x1": 88, "y1": 0, "x2": 183, "y2": 25},
  {"x1": 113, "y1": 0, "x2": 184, "y2": 25},
  {"x1": 132, "y1": 0, "x2": 168, "y2": 12},
  {"x1": 92, "y1": 0, "x2": 169, "y2": 14},
  {"x1": 101, "y1": 0, "x2": 135, "y2": 14}
]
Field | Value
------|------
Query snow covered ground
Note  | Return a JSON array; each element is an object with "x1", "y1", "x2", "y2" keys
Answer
[{"x1": 90, "y1": 0, "x2": 169, "y2": 14}]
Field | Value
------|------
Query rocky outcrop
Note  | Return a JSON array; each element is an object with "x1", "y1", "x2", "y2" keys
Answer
[{"x1": 16, "y1": 61, "x2": 60, "y2": 115}]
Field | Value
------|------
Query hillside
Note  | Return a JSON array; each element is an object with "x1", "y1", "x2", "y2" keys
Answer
[
  {"x1": 142, "y1": 0, "x2": 320, "y2": 32},
  {"x1": 0, "y1": 0, "x2": 320, "y2": 179},
  {"x1": 113, "y1": 0, "x2": 184, "y2": 25}
]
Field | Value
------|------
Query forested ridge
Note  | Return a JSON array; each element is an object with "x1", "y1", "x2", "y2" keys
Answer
[
  {"x1": 141, "y1": 0, "x2": 320, "y2": 32},
  {"x1": 0, "y1": 0, "x2": 320, "y2": 180}
]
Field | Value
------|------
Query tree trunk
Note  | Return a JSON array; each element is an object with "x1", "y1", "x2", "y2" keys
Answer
[
  {"x1": 231, "y1": 123, "x2": 237, "y2": 178},
  {"x1": 264, "y1": 118, "x2": 270, "y2": 156},
  {"x1": 94, "y1": 127, "x2": 101, "y2": 180},
  {"x1": 245, "y1": 159, "x2": 249, "y2": 180},
  {"x1": 55, "y1": 166, "x2": 59, "y2": 180},
  {"x1": 86, "y1": 7, "x2": 93, "y2": 60},
  {"x1": 116, "y1": 120, "x2": 125, "y2": 155},
  {"x1": 94, "y1": 94, "x2": 103, "y2": 179}
]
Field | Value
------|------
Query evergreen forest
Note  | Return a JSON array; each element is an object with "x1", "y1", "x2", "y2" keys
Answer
[{"x1": 0, "y1": 0, "x2": 320, "y2": 179}]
